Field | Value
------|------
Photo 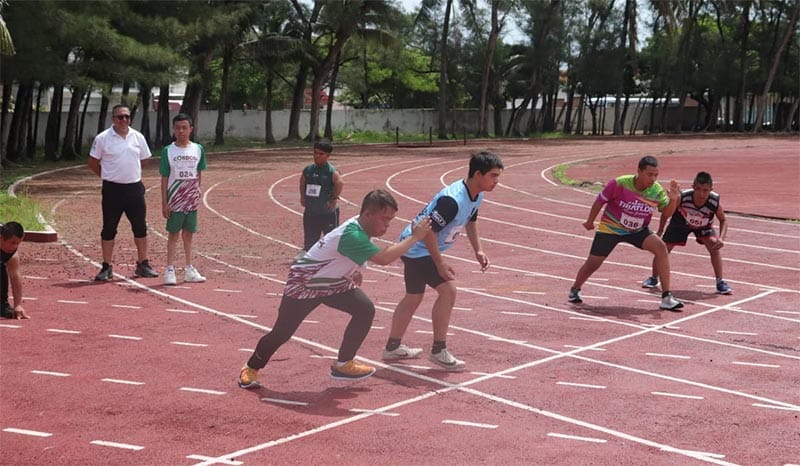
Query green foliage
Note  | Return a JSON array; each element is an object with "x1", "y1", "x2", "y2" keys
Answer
[{"x1": 0, "y1": 193, "x2": 45, "y2": 231}]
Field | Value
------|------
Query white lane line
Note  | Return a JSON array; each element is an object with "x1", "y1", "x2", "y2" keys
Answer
[
  {"x1": 214, "y1": 289, "x2": 242, "y2": 293},
  {"x1": 512, "y1": 290, "x2": 546, "y2": 295},
  {"x1": 731, "y1": 361, "x2": 780, "y2": 368},
  {"x1": 109, "y1": 334, "x2": 142, "y2": 341},
  {"x1": 453, "y1": 306, "x2": 472, "y2": 311},
  {"x1": 232, "y1": 314, "x2": 258, "y2": 319},
  {"x1": 349, "y1": 409, "x2": 400, "y2": 416},
  {"x1": 651, "y1": 391, "x2": 704, "y2": 400},
  {"x1": 31, "y1": 370, "x2": 70, "y2": 377},
  {"x1": 0, "y1": 323, "x2": 21, "y2": 329},
  {"x1": 171, "y1": 341, "x2": 208, "y2": 347},
  {"x1": 570, "y1": 316, "x2": 604, "y2": 321},
  {"x1": 501, "y1": 311, "x2": 538, "y2": 317},
  {"x1": 471, "y1": 270, "x2": 498, "y2": 274},
  {"x1": 310, "y1": 355, "x2": 337, "y2": 360},
  {"x1": 752, "y1": 403, "x2": 800, "y2": 411},
  {"x1": 564, "y1": 345, "x2": 606, "y2": 351},
  {"x1": 302, "y1": 320, "x2": 320, "y2": 324},
  {"x1": 378, "y1": 302, "x2": 398, "y2": 306},
  {"x1": 23, "y1": 275, "x2": 47, "y2": 280},
  {"x1": 547, "y1": 432, "x2": 607, "y2": 443},
  {"x1": 442, "y1": 419, "x2": 498, "y2": 429},
  {"x1": 90, "y1": 440, "x2": 144, "y2": 451},
  {"x1": 659, "y1": 447, "x2": 726, "y2": 459},
  {"x1": 390, "y1": 363, "x2": 431, "y2": 370},
  {"x1": 557, "y1": 382, "x2": 607, "y2": 389},
  {"x1": 471, "y1": 372, "x2": 517, "y2": 379},
  {"x1": 101, "y1": 378, "x2": 145, "y2": 385},
  {"x1": 180, "y1": 387, "x2": 226, "y2": 395},
  {"x1": 165, "y1": 308, "x2": 198, "y2": 314},
  {"x1": 716, "y1": 330, "x2": 758, "y2": 336},
  {"x1": 239, "y1": 348, "x2": 254, "y2": 353},
  {"x1": 57, "y1": 300, "x2": 88, "y2": 304},
  {"x1": 645, "y1": 353, "x2": 691, "y2": 360},
  {"x1": 46, "y1": 329, "x2": 81, "y2": 334},
  {"x1": 488, "y1": 337, "x2": 527, "y2": 344},
  {"x1": 242, "y1": 255, "x2": 262, "y2": 259},
  {"x1": 261, "y1": 398, "x2": 308, "y2": 406},
  {"x1": 370, "y1": 325, "x2": 385, "y2": 330},
  {"x1": 775, "y1": 310, "x2": 800, "y2": 315},
  {"x1": 186, "y1": 454, "x2": 243, "y2": 465},
  {"x1": 580, "y1": 295, "x2": 608, "y2": 300},
  {"x1": 414, "y1": 330, "x2": 454, "y2": 336},
  {"x1": 3, "y1": 428, "x2": 53, "y2": 437},
  {"x1": 111, "y1": 304, "x2": 142, "y2": 309}
]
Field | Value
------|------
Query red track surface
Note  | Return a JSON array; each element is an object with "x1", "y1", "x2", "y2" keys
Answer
[{"x1": 2, "y1": 135, "x2": 798, "y2": 466}]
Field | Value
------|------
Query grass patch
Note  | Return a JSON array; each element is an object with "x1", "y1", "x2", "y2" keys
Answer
[
  {"x1": 552, "y1": 163, "x2": 603, "y2": 192},
  {"x1": 0, "y1": 192, "x2": 46, "y2": 231}
]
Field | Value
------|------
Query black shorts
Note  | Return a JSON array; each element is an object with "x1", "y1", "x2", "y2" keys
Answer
[
  {"x1": 101, "y1": 180, "x2": 148, "y2": 240},
  {"x1": 401, "y1": 255, "x2": 445, "y2": 294},
  {"x1": 662, "y1": 223, "x2": 716, "y2": 246},
  {"x1": 589, "y1": 228, "x2": 653, "y2": 257}
]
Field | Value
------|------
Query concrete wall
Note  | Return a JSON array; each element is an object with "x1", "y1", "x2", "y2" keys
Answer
[{"x1": 24, "y1": 104, "x2": 690, "y2": 148}]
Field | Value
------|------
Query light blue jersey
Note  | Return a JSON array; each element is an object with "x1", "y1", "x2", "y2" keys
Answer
[{"x1": 400, "y1": 180, "x2": 483, "y2": 258}]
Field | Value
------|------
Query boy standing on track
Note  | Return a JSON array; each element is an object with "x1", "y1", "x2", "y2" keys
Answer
[
  {"x1": 381, "y1": 151, "x2": 504, "y2": 371},
  {"x1": 160, "y1": 113, "x2": 207, "y2": 285},
  {"x1": 1, "y1": 222, "x2": 30, "y2": 319},
  {"x1": 568, "y1": 155, "x2": 685, "y2": 311},
  {"x1": 299, "y1": 139, "x2": 343, "y2": 252},
  {"x1": 642, "y1": 171, "x2": 731, "y2": 294},
  {"x1": 238, "y1": 190, "x2": 431, "y2": 388}
]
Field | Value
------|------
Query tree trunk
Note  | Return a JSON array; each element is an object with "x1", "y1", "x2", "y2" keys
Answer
[
  {"x1": 156, "y1": 85, "x2": 171, "y2": 146},
  {"x1": 264, "y1": 72, "x2": 276, "y2": 145},
  {"x1": 286, "y1": 63, "x2": 308, "y2": 141},
  {"x1": 324, "y1": 50, "x2": 342, "y2": 141},
  {"x1": 77, "y1": 86, "x2": 90, "y2": 154},
  {"x1": 563, "y1": 83, "x2": 576, "y2": 133},
  {"x1": 0, "y1": 79, "x2": 11, "y2": 160},
  {"x1": 734, "y1": 2, "x2": 751, "y2": 132},
  {"x1": 437, "y1": 0, "x2": 453, "y2": 140},
  {"x1": 138, "y1": 85, "x2": 151, "y2": 146},
  {"x1": 478, "y1": 1, "x2": 500, "y2": 137},
  {"x1": 215, "y1": 45, "x2": 233, "y2": 145},
  {"x1": 29, "y1": 85, "x2": 43, "y2": 159},
  {"x1": 753, "y1": 0, "x2": 799, "y2": 132},
  {"x1": 782, "y1": 97, "x2": 799, "y2": 131},
  {"x1": 61, "y1": 86, "x2": 84, "y2": 160},
  {"x1": 97, "y1": 91, "x2": 109, "y2": 135},
  {"x1": 44, "y1": 83, "x2": 63, "y2": 161},
  {"x1": 6, "y1": 82, "x2": 32, "y2": 162}
]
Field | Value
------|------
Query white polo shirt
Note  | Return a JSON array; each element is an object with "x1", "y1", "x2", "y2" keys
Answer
[{"x1": 89, "y1": 126, "x2": 152, "y2": 183}]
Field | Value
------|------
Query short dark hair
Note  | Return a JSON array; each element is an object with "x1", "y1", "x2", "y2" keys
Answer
[
  {"x1": 694, "y1": 171, "x2": 713, "y2": 186},
  {"x1": 173, "y1": 113, "x2": 193, "y2": 126},
  {"x1": 468, "y1": 151, "x2": 504, "y2": 178},
  {"x1": 360, "y1": 189, "x2": 398, "y2": 214},
  {"x1": 638, "y1": 155, "x2": 659, "y2": 170},
  {"x1": 111, "y1": 104, "x2": 130, "y2": 115},
  {"x1": 0, "y1": 221, "x2": 25, "y2": 240},
  {"x1": 314, "y1": 139, "x2": 333, "y2": 154}
]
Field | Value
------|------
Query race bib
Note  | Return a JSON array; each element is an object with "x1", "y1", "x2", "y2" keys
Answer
[
  {"x1": 176, "y1": 169, "x2": 196, "y2": 180},
  {"x1": 685, "y1": 211, "x2": 708, "y2": 228},
  {"x1": 620, "y1": 213, "x2": 644, "y2": 230},
  {"x1": 305, "y1": 184, "x2": 321, "y2": 198}
]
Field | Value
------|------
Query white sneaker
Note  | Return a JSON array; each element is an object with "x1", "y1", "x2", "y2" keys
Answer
[
  {"x1": 659, "y1": 292, "x2": 684, "y2": 311},
  {"x1": 382, "y1": 344, "x2": 423, "y2": 361},
  {"x1": 164, "y1": 266, "x2": 177, "y2": 286},
  {"x1": 428, "y1": 348, "x2": 466, "y2": 371},
  {"x1": 184, "y1": 265, "x2": 206, "y2": 283}
]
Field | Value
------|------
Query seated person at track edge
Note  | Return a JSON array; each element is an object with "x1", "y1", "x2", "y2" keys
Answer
[
  {"x1": 1, "y1": 222, "x2": 31, "y2": 319},
  {"x1": 642, "y1": 171, "x2": 731, "y2": 294},
  {"x1": 568, "y1": 155, "x2": 684, "y2": 311},
  {"x1": 238, "y1": 189, "x2": 431, "y2": 388}
]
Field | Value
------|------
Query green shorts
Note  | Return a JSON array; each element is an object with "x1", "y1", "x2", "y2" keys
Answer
[{"x1": 166, "y1": 210, "x2": 199, "y2": 233}]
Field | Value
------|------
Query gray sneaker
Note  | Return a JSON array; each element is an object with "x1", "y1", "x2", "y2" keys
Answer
[
  {"x1": 134, "y1": 259, "x2": 159, "y2": 278},
  {"x1": 95, "y1": 265, "x2": 113, "y2": 281},
  {"x1": 382, "y1": 344, "x2": 423, "y2": 361},
  {"x1": 642, "y1": 276, "x2": 659, "y2": 288},
  {"x1": 568, "y1": 287, "x2": 582, "y2": 303},
  {"x1": 428, "y1": 349, "x2": 466, "y2": 371},
  {"x1": 659, "y1": 293, "x2": 684, "y2": 311}
]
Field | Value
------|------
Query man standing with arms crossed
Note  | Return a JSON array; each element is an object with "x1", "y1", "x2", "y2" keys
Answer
[
  {"x1": 382, "y1": 151, "x2": 504, "y2": 371},
  {"x1": 88, "y1": 104, "x2": 158, "y2": 281}
]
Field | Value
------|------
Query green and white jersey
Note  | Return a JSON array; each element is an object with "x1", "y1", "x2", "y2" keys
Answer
[{"x1": 284, "y1": 216, "x2": 380, "y2": 299}]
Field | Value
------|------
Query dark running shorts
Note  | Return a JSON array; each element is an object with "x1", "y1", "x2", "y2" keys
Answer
[
  {"x1": 662, "y1": 224, "x2": 716, "y2": 246},
  {"x1": 401, "y1": 255, "x2": 446, "y2": 294},
  {"x1": 589, "y1": 228, "x2": 653, "y2": 257}
]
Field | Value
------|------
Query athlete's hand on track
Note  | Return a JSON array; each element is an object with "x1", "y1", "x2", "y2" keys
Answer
[
  {"x1": 475, "y1": 250, "x2": 490, "y2": 272},
  {"x1": 582, "y1": 220, "x2": 595, "y2": 231},
  {"x1": 13, "y1": 305, "x2": 30, "y2": 319}
]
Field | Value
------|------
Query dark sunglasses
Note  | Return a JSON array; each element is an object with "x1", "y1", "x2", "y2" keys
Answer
[{"x1": 113, "y1": 114, "x2": 131, "y2": 120}]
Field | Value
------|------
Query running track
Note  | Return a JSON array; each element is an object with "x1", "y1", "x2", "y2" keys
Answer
[{"x1": 2, "y1": 136, "x2": 798, "y2": 465}]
